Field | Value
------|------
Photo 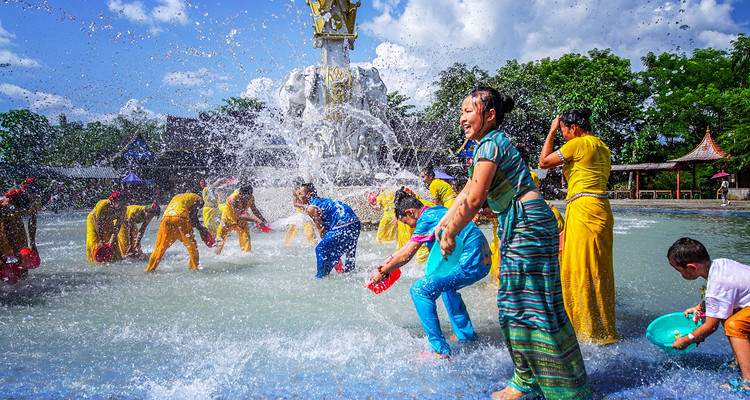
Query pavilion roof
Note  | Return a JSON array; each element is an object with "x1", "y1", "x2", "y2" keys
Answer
[
  {"x1": 668, "y1": 130, "x2": 730, "y2": 163},
  {"x1": 610, "y1": 162, "x2": 677, "y2": 172}
]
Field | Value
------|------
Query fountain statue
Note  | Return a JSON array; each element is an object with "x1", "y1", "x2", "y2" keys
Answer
[{"x1": 278, "y1": 0, "x2": 399, "y2": 185}]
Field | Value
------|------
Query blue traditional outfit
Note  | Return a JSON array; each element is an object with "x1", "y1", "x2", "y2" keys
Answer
[
  {"x1": 472, "y1": 129, "x2": 591, "y2": 399},
  {"x1": 308, "y1": 197, "x2": 360, "y2": 278},
  {"x1": 409, "y1": 205, "x2": 491, "y2": 356}
]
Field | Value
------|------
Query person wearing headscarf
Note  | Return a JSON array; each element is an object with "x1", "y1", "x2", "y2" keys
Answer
[{"x1": 86, "y1": 191, "x2": 128, "y2": 263}]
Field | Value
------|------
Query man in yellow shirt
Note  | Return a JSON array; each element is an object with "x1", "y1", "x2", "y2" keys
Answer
[{"x1": 145, "y1": 192, "x2": 210, "y2": 272}]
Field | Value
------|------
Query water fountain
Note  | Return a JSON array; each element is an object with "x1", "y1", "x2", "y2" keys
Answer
[{"x1": 276, "y1": 0, "x2": 399, "y2": 186}]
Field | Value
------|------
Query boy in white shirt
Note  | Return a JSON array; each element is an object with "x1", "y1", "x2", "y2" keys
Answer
[{"x1": 668, "y1": 237, "x2": 750, "y2": 392}]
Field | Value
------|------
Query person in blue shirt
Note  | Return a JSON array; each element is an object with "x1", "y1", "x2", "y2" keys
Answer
[
  {"x1": 299, "y1": 183, "x2": 360, "y2": 278},
  {"x1": 370, "y1": 188, "x2": 491, "y2": 358}
]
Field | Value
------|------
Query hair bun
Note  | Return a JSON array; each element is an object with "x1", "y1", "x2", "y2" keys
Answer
[
  {"x1": 579, "y1": 107, "x2": 592, "y2": 118},
  {"x1": 502, "y1": 95, "x2": 515, "y2": 113}
]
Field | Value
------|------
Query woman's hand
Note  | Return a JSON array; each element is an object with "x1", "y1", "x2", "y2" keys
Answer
[
  {"x1": 683, "y1": 305, "x2": 702, "y2": 318},
  {"x1": 549, "y1": 116, "x2": 561, "y2": 135},
  {"x1": 440, "y1": 233, "x2": 456, "y2": 260}
]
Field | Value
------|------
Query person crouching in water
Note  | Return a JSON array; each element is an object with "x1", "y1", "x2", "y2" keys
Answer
[
  {"x1": 370, "y1": 188, "x2": 491, "y2": 358},
  {"x1": 118, "y1": 203, "x2": 161, "y2": 258},
  {"x1": 145, "y1": 192, "x2": 210, "y2": 272},
  {"x1": 86, "y1": 191, "x2": 128, "y2": 263},
  {"x1": 298, "y1": 183, "x2": 360, "y2": 278},
  {"x1": 215, "y1": 183, "x2": 267, "y2": 254}
]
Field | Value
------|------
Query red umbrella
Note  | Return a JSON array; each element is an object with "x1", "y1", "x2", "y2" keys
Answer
[{"x1": 711, "y1": 172, "x2": 730, "y2": 179}]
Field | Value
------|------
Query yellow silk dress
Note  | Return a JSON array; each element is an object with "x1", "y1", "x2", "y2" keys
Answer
[
  {"x1": 117, "y1": 205, "x2": 149, "y2": 256},
  {"x1": 428, "y1": 178, "x2": 457, "y2": 208},
  {"x1": 375, "y1": 190, "x2": 398, "y2": 244},
  {"x1": 3, "y1": 198, "x2": 40, "y2": 252},
  {"x1": 559, "y1": 135, "x2": 619, "y2": 344},
  {"x1": 202, "y1": 186, "x2": 223, "y2": 238},
  {"x1": 285, "y1": 188, "x2": 316, "y2": 245},
  {"x1": 146, "y1": 193, "x2": 203, "y2": 272},
  {"x1": 216, "y1": 190, "x2": 253, "y2": 254},
  {"x1": 86, "y1": 199, "x2": 126, "y2": 263}
]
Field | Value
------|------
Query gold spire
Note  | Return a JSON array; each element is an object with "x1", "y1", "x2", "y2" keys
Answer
[{"x1": 307, "y1": 0, "x2": 360, "y2": 49}]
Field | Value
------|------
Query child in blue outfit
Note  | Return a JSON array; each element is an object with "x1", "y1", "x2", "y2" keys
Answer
[
  {"x1": 370, "y1": 188, "x2": 491, "y2": 358},
  {"x1": 299, "y1": 183, "x2": 360, "y2": 278},
  {"x1": 668, "y1": 237, "x2": 750, "y2": 392}
]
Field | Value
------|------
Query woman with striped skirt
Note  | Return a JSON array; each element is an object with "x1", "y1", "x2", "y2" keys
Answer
[{"x1": 437, "y1": 87, "x2": 591, "y2": 400}]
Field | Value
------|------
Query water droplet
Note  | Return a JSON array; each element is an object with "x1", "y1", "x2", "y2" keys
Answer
[{"x1": 680, "y1": 24, "x2": 690, "y2": 30}]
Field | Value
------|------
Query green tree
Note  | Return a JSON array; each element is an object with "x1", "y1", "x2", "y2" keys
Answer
[
  {"x1": 535, "y1": 49, "x2": 648, "y2": 162},
  {"x1": 641, "y1": 47, "x2": 735, "y2": 156},
  {"x1": 730, "y1": 33, "x2": 750, "y2": 87},
  {"x1": 0, "y1": 109, "x2": 54, "y2": 165},
  {"x1": 423, "y1": 63, "x2": 492, "y2": 150},
  {"x1": 386, "y1": 91, "x2": 415, "y2": 120}
]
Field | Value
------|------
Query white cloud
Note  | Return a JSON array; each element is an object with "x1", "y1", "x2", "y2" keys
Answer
[
  {"x1": 108, "y1": 0, "x2": 189, "y2": 27},
  {"x1": 0, "y1": 83, "x2": 89, "y2": 118},
  {"x1": 0, "y1": 20, "x2": 40, "y2": 68},
  {"x1": 0, "y1": 19, "x2": 14, "y2": 47},
  {"x1": 360, "y1": 0, "x2": 743, "y2": 107}
]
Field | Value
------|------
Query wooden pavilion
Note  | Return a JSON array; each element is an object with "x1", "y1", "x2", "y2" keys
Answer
[{"x1": 610, "y1": 129, "x2": 731, "y2": 199}]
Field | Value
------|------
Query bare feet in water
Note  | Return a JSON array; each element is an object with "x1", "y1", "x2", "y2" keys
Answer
[{"x1": 491, "y1": 386, "x2": 529, "y2": 400}]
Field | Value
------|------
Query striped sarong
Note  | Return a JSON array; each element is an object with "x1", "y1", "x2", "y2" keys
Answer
[{"x1": 497, "y1": 198, "x2": 591, "y2": 400}]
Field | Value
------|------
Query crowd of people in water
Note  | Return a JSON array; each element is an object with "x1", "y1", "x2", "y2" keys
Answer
[{"x1": 2, "y1": 87, "x2": 749, "y2": 398}]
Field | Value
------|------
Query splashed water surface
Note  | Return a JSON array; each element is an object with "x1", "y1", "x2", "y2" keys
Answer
[{"x1": 1, "y1": 209, "x2": 749, "y2": 399}]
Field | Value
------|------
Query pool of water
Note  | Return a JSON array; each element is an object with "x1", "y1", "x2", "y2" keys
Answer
[{"x1": 1, "y1": 209, "x2": 749, "y2": 399}]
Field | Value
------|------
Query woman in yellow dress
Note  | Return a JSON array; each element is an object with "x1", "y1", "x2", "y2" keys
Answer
[
  {"x1": 201, "y1": 178, "x2": 227, "y2": 238},
  {"x1": 145, "y1": 192, "x2": 209, "y2": 272},
  {"x1": 539, "y1": 108, "x2": 619, "y2": 344},
  {"x1": 86, "y1": 191, "x2": 128, "y2": 263},
  {"x1": 118, "y1": 204, "x2": 161, "y2": 257},
  {"x1": 216, "y1": 183, "x2": 267, "y2": 254},
  {"x1": 368, "y1": 188, "x2": 398, "y2": 244},
  {"x1": 420, "y1": 167, "x2": 457, "y2": 208},
  {"x1": 285, "y1": 179, "x2": 316, "y2": 245}
]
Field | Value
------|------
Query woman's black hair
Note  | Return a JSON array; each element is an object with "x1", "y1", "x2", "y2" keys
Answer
[
  {"x1": 394, "y1": 187, "x2": 423, "y2": 219},
  {"x1": 8, "y1": 191, "x2": 31, "y2": 211},
  {"x1": 239, "y1": 183, "x2": 254, "y2": 196},
  {"x1": 667, "y1": 237, "x2": 710, "y2": 269},
  {"x1": 468, "y1": 86, "x2": 515, "y2": 131},
  {"x1": 559, "y1": 108, "x2": 593, "y2": 132},
  {"x1": 301, "y1": 183, "x2": 317, "y2": 198},
  {"x1": 420, "y1": 166, "x2": 435, "y2": 178}
]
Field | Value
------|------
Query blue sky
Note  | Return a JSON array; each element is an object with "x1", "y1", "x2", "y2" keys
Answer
[{"x1": 1, "y1": 0, "x2": 748, "y2": 123}]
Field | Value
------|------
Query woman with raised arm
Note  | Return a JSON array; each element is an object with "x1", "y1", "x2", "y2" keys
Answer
[{"x1": 538, "y1": 108, "x2": 619, "y2": 345}]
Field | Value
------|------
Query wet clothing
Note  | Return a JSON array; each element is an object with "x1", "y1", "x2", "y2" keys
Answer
[
  {"x1": 86, "y1": 199, "x2": 126, "y2": 263},
  {"x1": 397, "y1": 194, "x2": 432, "y2": 264},
  {"x1": 216, "y1": 190, "x2": 256, "y2": 254},
  {"x1": 429, "y1": 178, "x2": 457, "y2": 208},
  {"x1": 308, "y1": 197, "x2": 360, "y2": 278},
  {"x1": 202, "y1": 186, "x2": 223, "y2": 239},
  {"x1": 285, "y1": 188, "x2": 316, "y2": 245},
  {"x1": 558, "y1": 135, "x2": 618, "y2": 344},
  {"x1": 473, "y1": 129, "x2": 591, "y2": 399},
  {"x1": 375, "y1": 190, "x2": 397, "y2": 244},
  {"x1": 409, "y1": 205, "x2": 491, "y2": 356},
  {"x1": 117, "y1": 205, "x2": 150, "y2": 256},
  {"x1": 146, "y1": 193, "x2": 203, "y2": 272}
]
